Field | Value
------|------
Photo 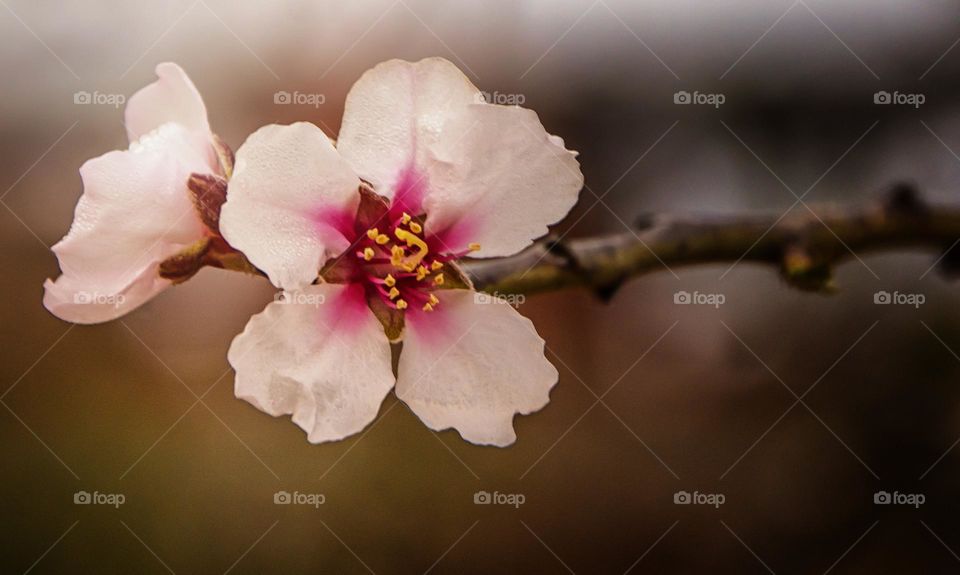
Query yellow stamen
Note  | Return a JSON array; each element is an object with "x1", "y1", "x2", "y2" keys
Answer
[
  {"x1": 387, "y1": 287, "x2": 400, "y2": 300},
  {"x1": 401, "y1": 212, "x2": 412, "y2": 224},
  {"x1": 366, "y1": 228, "x2": 379, "y2": 240},
  {"x1": 384, "y1": 274, "x2": 396, "y2": 287},
  {"x1": 409, "y1": 221, "x2": 422, "y2": 234},
  {"x1": 390, "y1": 245, "x2": 405, "y2": 265},
  {"x1": 416, "y1": 265, "x2": 428, "y2": 281},
  {"x1": 430, "y1": 261, "x2": 443, "y2": 271},
  {"x1": 375, "y1": 233, "x2": 390, "y2": 245},
  {"x1": 362, "y1": 247, "x2": 375, "y2": 261},
  {"x1": 468, "y1": 242, "x2": 481, "y2": 252},
  {"x1": 395, "y1": 299, "x2": 408, "y2": 310},
  {"x1": 422, "y1": 303, "x2": 434, "y2": 312},
  {"x1": 428, "y1": 294, "x2": 439, "y2": 305},
  {"x1": 433, "y1": 273, "x2": 444, "y2": 285}
]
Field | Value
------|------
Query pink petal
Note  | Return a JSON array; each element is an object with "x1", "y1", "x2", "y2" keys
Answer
[
  {"x1": 43, "y1": 266, "x2": 170, "y2": 324},
  {"x1": 219, "y1": 123, "x2": 361, "y2": 291},
  {"x1": 124, "y1": 63, "x2": 211, "y2": 144},
  {"x1": 336, "y1": 58, "x2": 481, "y2": 201},
  {"x1": 336, "y1": 57, "x2": 582, "y2": 258},
  {"x1": 43, "y1": 124, "x2": 212, "y2": 324},
  {"x1": 424, "y1": 105, "x2": 583, "y2": 258},
  {"x1": 396, "y1": 289, "x2": 558, "y2": 447},
  {"x1": 228, "y1": 283, "x2": 395, "y2": 443}
]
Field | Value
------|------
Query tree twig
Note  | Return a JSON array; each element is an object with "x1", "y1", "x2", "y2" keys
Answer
[{"x1": 462, "y1": 184, "x2": 960, "y2": 298}]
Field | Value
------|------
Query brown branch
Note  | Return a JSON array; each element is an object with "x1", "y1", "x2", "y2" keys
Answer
[{"x1": 462, "y1": 184, "x2": 960, "y2": 298}]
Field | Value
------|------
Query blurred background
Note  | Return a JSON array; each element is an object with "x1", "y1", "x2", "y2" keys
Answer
[{"x1": 3, "y1": 0, "x2": 960, "y2": 572}]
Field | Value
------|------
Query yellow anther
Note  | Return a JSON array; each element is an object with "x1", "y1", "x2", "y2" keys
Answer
[
  {"x1": 362, "y1": 247, "x2": 375, "y2": 261},
  {"x1": 395, "y1": 299, "x2": 408, "y2": 310},
  {"x1": 384, "y1": 274, "x2": 396, "y2": 287},
  {"x1": 375, "y1": 233, "x2": 390, "y2": 245},
  {"x1": 401, "y1": 212, "x2": 412, "y2": 224},
  {"x1": 468, "y1": 242, "x2": 481, "y2": 252},
  {"x1": 387, "y1": 287, "x2": 400, "y2": 300},
  {"x1": 433, "y1": 273, "x2": 444, "y2": 285},
  {"x1": 409, "y1": 221, "x2": 423, "y2": 234},
  {"x1": 428, "y1": 294, "x2": 439, "y2": 306},
  {"x1": 416, "y1": 265, "x2": 428, "y2": 281},
  {"x1": 366, "y1": 228, "x2": 379, "y2": 240},
  {"x1": 430, "y1": 260, "x2": 443, "y2": 271},
  {"x1": 422, "y1": 303, "x2": 434, "y2": 312}
]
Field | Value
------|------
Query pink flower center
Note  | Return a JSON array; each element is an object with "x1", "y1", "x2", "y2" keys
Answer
[{"x1": 351, "y1": 211, "x2": 478, "y2": 313}]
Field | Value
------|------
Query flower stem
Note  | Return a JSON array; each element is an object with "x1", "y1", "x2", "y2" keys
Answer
[{"x1": 461, "y1": 184, "x2": 960, "y2": 298}]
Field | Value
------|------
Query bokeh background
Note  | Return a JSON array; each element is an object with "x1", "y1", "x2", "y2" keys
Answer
[{"x1": 3, "y1": 0, "x2": 960, "y2": 572}]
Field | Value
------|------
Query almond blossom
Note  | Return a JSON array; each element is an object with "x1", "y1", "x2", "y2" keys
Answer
[
  {"x1": 221, "y1": 58, "x2": 583, "y2": 446},
  {"x1": 43, "y1": 63, "x2": 236, "y2": 324}
]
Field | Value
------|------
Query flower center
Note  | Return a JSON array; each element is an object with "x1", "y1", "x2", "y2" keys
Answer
[{"x1": 352, "y1": 211, "x2": 479, "y2": 312}]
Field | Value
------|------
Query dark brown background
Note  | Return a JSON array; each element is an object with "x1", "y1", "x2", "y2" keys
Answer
[{"x1": 3, "y1": 1, "x2": 960, "y2": 573}]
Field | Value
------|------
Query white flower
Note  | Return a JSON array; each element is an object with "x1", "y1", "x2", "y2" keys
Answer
[
  {"x1": 43, "y1": 63, "x2": 227, "y2": 324},
  {"x1": 221, "y1": 58, "x2": 585, "y2": 446}
]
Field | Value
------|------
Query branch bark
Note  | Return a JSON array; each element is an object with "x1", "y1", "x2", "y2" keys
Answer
[{"x1": 462, "y1": 185, "x2": 960, "y2": 297}]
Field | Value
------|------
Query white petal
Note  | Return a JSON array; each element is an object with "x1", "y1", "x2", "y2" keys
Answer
[
  {"x1": 219, "y1": 123, "x2": 361, "y2": 291},
  {"x1": 336, "y1": 58, "x2": 482, "y2": 202},
  {"x1": 396, "y1": 289, "x2": 557, "y2": 446},
  {"x1": 228, "y1": 283, "x2": 395, "y2": 443},
  {"x1": 335, "y1": 58, "x2": 581, "y2": 258},
  {"x1": 43, "y1": 123, "x2": 212, "y2": 324},
  {"x1": 125, "y1": 62, "x2": 211, "y2": 143},
  {"x1": 424, "y1": 105, "x2": 583, "y2": 258},
  {"x1": 43, "y1": 266, "x2": 169, "y2": 324}
]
